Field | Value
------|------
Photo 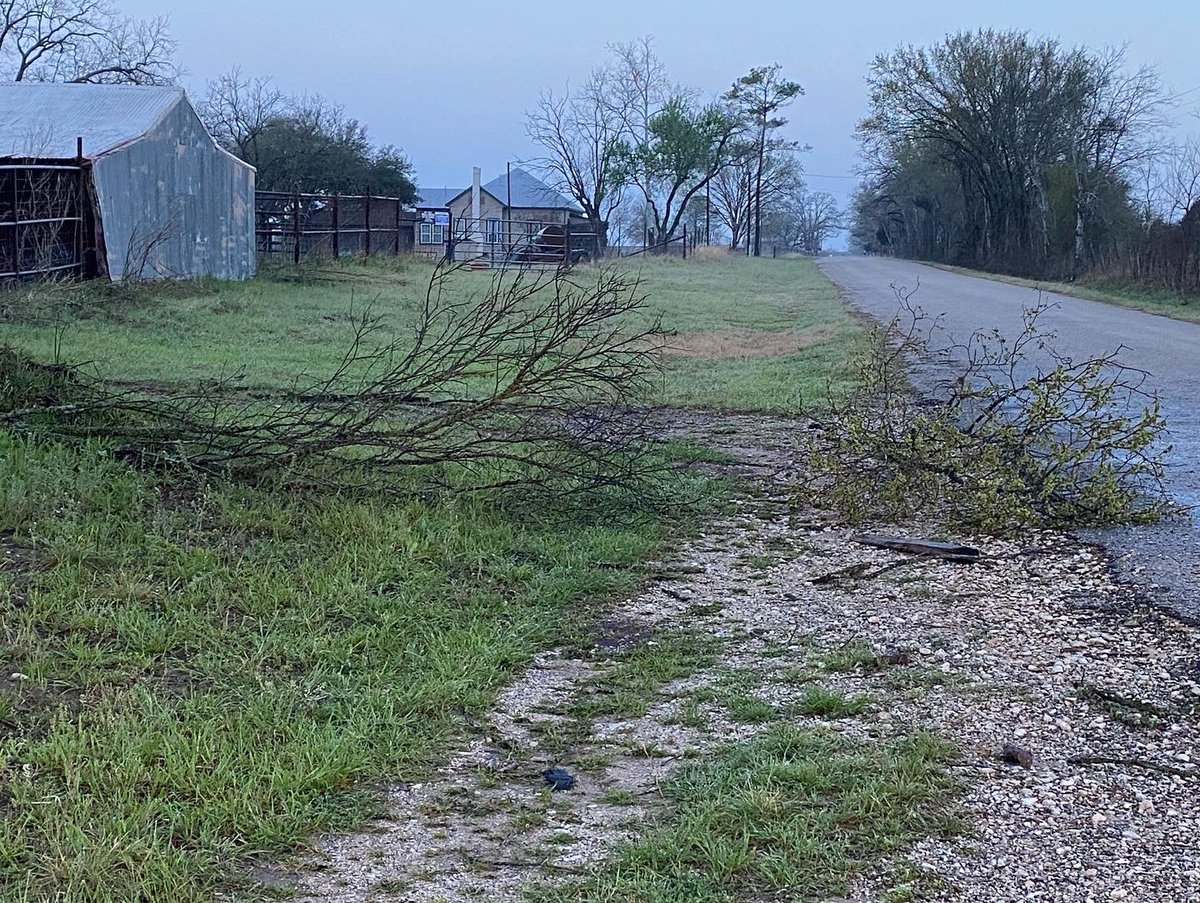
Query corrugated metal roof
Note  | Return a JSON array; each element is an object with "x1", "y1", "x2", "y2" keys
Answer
[
  {"x1": 483, "y1": 168, "x2": 579, "y2": 210},
  {"x1": 0, "y1": 83, "x2": 185, "y2": 159},
  {"x1": 415, "y1": 169, "x2": 581, "y2": 211},
  {"x1": 414, "y1": 187, "x2": 460, "y2": 207}
]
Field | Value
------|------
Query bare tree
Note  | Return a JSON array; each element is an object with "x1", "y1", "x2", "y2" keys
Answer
[
  {"x1": 526, "y1": 67, "x2": 626, "y2": 256},
  {"x1": 1069, "y1": 48, "x2": 1164, "y2": 277},
  {"x1": 0, "y1": 0, "x2": 177, "y2": 85},
  {"x1": 711, "y1": 148, "x2": 804, "y2": 250},
  {"x1": 1157, "y1": 137, "x2": 1200, "y2": 222},
  {"x1": 604, "y1": 36, "x2": 676, "y2": 143},
  {"x1": 197, "y1": 68, "x2": 287, "y2": 163},
  {"x1": 793, "y1": 190, "x2": 842, "y2": 254}
]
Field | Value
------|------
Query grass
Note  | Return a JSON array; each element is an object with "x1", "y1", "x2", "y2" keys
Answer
[
  {"x1": 0, "y1": 255, "x2": 862, "y2": 413},
  {"x1": 928, "y1": 262, "x2": 1200, "y2": 325},
  {"x1": 0, "y1": 431, "x2": 691, "y2": 900},
  {"x1": 538, "y1": 726, "x2": 959, "y2": 903},
  {"x1": 0, "y1": 255, "x2": 874, "y2": 899},
  {"x1": 568, "y1": 630, "x2": 723, "y2": 724},
  {"x1": 819, "y1": 641, "x2": 885, "y2": 674}
]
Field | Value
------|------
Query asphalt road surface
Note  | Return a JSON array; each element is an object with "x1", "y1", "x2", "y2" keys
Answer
[{"x1": 818, "y1": 256, "x2": 1200, "y2": 623}]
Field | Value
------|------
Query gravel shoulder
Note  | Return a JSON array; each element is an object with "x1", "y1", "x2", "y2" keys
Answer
[{"x1": 278, "y1": 412, "x2": 1200, "y2": 903}]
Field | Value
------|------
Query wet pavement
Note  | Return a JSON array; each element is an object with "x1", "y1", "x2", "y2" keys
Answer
[{"x1": 818, "y1": 256, "x2": 1200, "y2": 623}]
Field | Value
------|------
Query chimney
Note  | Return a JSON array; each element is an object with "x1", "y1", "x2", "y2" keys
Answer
[{"x1": 471, "y1": 166, "x2": 482, "y2": 241}]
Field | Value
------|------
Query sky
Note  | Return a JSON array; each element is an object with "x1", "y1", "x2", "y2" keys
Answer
[{"x1": 128, "y1": 0, "x2": 1200, "y2": 232}]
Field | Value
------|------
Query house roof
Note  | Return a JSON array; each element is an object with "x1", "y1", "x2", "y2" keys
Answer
[
  {"x1": 414, "y1": 186, "x2": 461, "y2": 208},
  {"x1": 415, "y1": 168, "x2": 580, "y2": 211},
  {"x1": 483, "y1": 169, "x2": 579, "y2": 210},
  {"x1": 0, "y1": 83, "x2": 186, "y2": 160}
]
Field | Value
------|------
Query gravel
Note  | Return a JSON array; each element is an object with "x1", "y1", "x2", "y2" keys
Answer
[{"x1": 281, "y1": 412, "x2": 1200, "y2": 903}]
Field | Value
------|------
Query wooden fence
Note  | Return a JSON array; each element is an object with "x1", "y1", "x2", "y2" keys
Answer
[{"x1": 255, "y1": 190, "x2": 416, "y2": 262}]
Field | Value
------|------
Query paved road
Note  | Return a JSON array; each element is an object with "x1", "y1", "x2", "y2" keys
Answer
[{"x1": 818, "y1": 256, "x2": 1200, "y2": 623}]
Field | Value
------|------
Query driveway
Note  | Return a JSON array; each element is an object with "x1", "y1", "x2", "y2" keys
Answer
[{"x1": 818, "y1": 256, "x2": 1200, "y2": 623}]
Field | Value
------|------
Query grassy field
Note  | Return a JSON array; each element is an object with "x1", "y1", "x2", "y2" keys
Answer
[
  {"x1": 930, "y1": 263, "x2": 1200, "y2": 324},
  {"x1": 0, "y1": 256, "x2": 915, "y2": 901},
  {"x1": 0, "y1": 255, "x2": 861, "y2": 411}
]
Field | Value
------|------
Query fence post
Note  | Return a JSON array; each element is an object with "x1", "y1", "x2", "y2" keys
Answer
[
  {"x1": 292, "y1": 190, "x2": 301, "y2": 265},
  {"x1": 364, "y1": 188, "x2": 372, "y2": 257},
  {"x1": 10, "y1": 168, "x2": 21, "y2": 279},
  {"x1": 394, "y1": 197, "x2": 402, "y2": 256},
  {"x1": 563, "y1": 220, "x2": 571, "y2": 266},
  {"x1": 332, "y1": 193, "x2": 340, "y2": 258},
  {"x1": 76, "y1": 136, "x2": 85, "y2": 277},
  {"x1": 683, "y1": 224, "x2": 687, "y2": 260}
]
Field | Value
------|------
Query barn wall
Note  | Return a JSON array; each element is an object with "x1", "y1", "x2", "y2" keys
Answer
[{"x1": 91, "y1": 99, "x2": 255, "y2": 281}]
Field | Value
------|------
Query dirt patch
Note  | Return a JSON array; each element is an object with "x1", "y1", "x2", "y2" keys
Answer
[{"x1": 661, "y1": 325, "x2": 839, "y2": 359}]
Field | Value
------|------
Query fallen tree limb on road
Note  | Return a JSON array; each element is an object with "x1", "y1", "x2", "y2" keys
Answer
[{"x1": 806, "y1": 287, "x2": 1171, "y2": 533}]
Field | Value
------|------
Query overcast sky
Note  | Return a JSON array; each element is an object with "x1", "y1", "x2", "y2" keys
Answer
[{"x1": 130, "y1": 0, "x2": 1199, "y2": 213}]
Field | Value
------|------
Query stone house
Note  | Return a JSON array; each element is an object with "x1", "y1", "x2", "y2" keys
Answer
[{"x1": 414, "y1": 167, "x2": 590, "y2": 260}]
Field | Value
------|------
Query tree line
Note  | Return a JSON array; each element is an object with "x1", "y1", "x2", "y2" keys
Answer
[
  {"x1": 851, "y1": 29, "x2": 1200, "y2": 295},
  {"x1": 4, "y1": 4, "x2": 841, "y2": 254},
  {"x1": 525, "y1": 38, "x2": 841, "y2": 256},
  {"x1": 0, "y1": 1, "x2": 415, "y2": 200}
]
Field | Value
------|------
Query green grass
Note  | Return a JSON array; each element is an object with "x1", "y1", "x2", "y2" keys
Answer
[
  {"x1": 538, "y1": 726, "x2": 959, "y2": 903},
  {"x1": 0, "y1": 432, "x2": 690, "y2": 901},
  {"x1": 568, "y1": 631, "x2": 723, "y2": 724},
  {"x1": 0, "y1": 255, "x2": 861, "y2": 413},
  {"x1": 0, "y1": 255, "x2": 869, "y2": 899},
  {"x1": 791, "y1": 686, "x2": 872, "y2": 719},
  {"x1": 929, "y1": 262, "x2": 1200, "y2": 324}
]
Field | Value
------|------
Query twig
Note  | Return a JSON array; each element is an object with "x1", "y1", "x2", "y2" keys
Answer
[
  {"x1": 810, "y1": 558, "x2": 913, "y2": 585},
  {"x1": 1067, "y1": 754, "x2": 1198, "y2": 780}
]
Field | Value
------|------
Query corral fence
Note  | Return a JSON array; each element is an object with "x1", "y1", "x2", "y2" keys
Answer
[
  {"x1": 617, "y1": 226, "x2": 693, "y2": 259},
  {"x1": 412, "y1": 215, "x2": 602, "y2": 268},
  {"x1": 0, "y1": 159, "x2": 92, "y2": 283},
  {"x1": 256, "y1": 190, "x2": 416, "y2": 262}
]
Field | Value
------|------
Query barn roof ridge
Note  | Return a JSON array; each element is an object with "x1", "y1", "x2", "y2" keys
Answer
[{"x1": 0, "y1": 82, "x2": 188, "y2": 160}]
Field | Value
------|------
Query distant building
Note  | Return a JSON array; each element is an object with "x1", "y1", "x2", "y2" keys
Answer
[
  {"x1": 0, "y1": 83, "x2": 255, "y2": 282},
  {"x1": 414, "y1": 167, "x2": 593, "y2": 260}
]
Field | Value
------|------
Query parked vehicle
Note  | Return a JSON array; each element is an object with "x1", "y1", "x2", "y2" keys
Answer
[{"x1": 504, "y1": 225, "x2": 590, "y2": 265}]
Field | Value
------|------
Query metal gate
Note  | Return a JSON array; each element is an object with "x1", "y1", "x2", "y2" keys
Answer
[{"x1": 0, "y1": 162, "x2": 90, "y2": 282}]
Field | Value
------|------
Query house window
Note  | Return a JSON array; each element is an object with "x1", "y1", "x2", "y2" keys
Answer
[
  {"x1": 419, "y1": 221, "x2": 446, "y2": 245},
  {"x1": 485, "y1": 218, "x2": 503, "y2": 244}
]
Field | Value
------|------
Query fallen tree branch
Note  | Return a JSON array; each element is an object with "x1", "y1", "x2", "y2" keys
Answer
[
  {"x1": 2, "y1": 261, "x2": 668, "y2": 498},
  {"x1": 851, "y1": 535, "x2": 982, "y2": 562}
]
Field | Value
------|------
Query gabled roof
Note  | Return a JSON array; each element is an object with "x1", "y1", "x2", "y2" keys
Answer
[
  {"x1": 483, "y1": 168, "x2": 579, "y2": 210},
  {"x1": 414, "y1": 168, "x2": 581, "y2": 212},
  {"x1": 414, "y1": 187, "x2": 461, "y2": 208},
  {"x1": 0, "y1": 83, "x2": 186, "y2": 160}
]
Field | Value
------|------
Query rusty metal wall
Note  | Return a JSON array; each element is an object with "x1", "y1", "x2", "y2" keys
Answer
[{"x1": 91, "y1": 98, "x2": 255, "y2": 281}]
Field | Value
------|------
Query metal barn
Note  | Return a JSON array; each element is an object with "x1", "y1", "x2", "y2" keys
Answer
[{"x1": 0, "y1": 83, "x2": 255, "y2": 282}]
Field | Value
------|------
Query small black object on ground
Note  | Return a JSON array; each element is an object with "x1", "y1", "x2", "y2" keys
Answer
[{"x1": 541, "y1": 767, "x2": 576, "y2": 791}]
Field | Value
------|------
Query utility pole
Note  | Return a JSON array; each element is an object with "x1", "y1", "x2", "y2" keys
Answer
[{"x1": 746, "y1": 168, "x2": 753, "y2": 256}]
